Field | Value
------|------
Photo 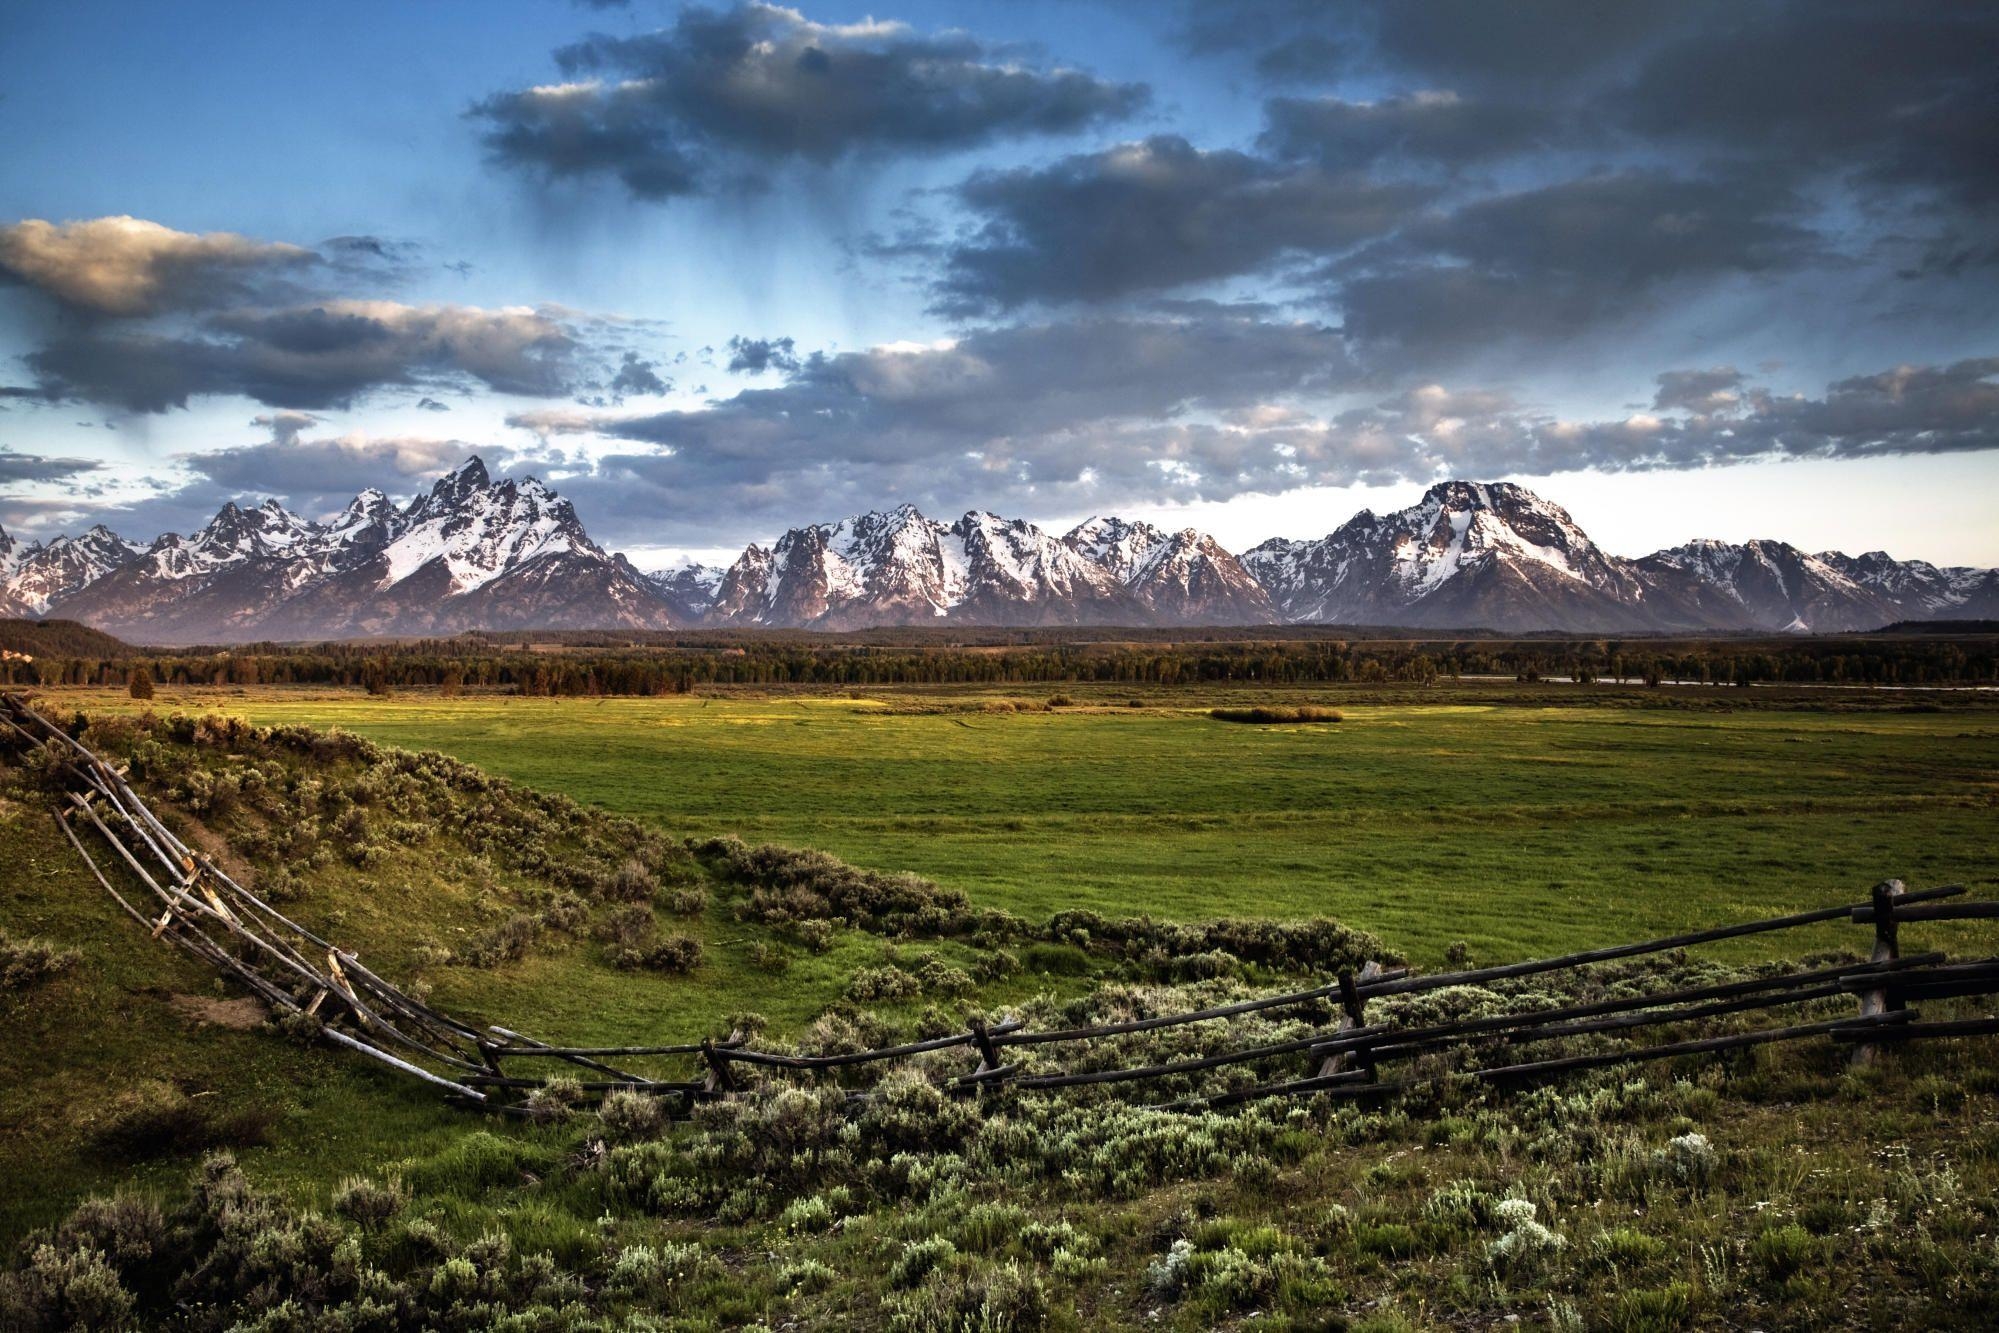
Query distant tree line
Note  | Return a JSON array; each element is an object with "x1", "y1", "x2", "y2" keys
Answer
[{"x1": 3, "y1": 634, "x2": 1994, "y2": 693}]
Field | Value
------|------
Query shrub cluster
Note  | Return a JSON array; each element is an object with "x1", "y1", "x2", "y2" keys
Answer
[
  {"x1": 0, "y1": 931, "x2": 79, "y2": 993},
  {"x1": 701, "y1": 836, "x2": 1391, "y2": 980},
  {"x1": 0, "y1": 1153, "x2": 615, "y2": 1331},
  {"x1": 1209, "y1": 705, "x2": 1343, "y2": 724},
  {"x1": 700, "y1": 837, "x2": 982, "y2": 937},
  {"x1": 594, "y1": 903, "x2": 703, "y2": 974}
]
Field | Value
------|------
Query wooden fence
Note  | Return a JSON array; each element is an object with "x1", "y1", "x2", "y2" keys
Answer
[{"x1": 6, "y1": 690, "x2": 1996, "y2": 1119}]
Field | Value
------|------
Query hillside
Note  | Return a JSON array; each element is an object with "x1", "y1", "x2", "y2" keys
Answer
[{"x1": 0, "y1": 618, "x2": 138, "y2": 659}]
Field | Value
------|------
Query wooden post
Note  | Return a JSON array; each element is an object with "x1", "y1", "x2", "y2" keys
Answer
[
  {"x1": 967, "y1": 1017, "x2": 1002, "y2": 1087},
  {"x1": 1851, "y1": 879, "x2": 1906, "y2": 1068},
  {"x1": 1318, "y1": 962, "x2": 1382, "y2": 1081},
  {"x1": 701, "y1": 1033, "x2": 739, "y2": 1096}
]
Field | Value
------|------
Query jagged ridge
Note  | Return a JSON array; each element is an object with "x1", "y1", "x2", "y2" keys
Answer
[{"x1": 6, "y1": 466, "x2": 1995, "y2": 640}]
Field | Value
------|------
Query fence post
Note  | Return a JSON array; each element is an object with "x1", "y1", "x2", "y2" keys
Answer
[
  {"x1": 1318, "y1": 962, "x2": 1382, "y2": 1082},
  {"x1": 1851, "y1": 879, "x2": 1906, "y2": 1068},
  {"x1": 967, "y1": 1016, "x2": 1003, "y2": 1092},
  {"x1": 701, "y1": 1033, "x2": 739, "y2": 1096}
]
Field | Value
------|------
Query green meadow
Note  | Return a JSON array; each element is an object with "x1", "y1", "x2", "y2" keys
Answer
[
  {"x1": 7, "y1": 684, "x2": 1999, "y2": 1328},
  {"x1": 68, "y1": 684, "x2": 1999, "y2": 966}
]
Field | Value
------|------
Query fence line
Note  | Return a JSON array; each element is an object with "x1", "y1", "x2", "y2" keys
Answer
[{"x1": 5, "y1": 690, "x2": 1995, "y2": 1122}]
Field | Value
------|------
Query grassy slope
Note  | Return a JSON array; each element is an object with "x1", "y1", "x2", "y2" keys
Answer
[
  {"x1": 52, "y1": 683, "x2": 1999, "y2": 966},
  {"x1": 0, "y1": 801, "x2": 470, "y2": 1241}
]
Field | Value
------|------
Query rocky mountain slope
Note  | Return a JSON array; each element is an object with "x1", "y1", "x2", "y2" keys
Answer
[
  {"x1": 1244, "y1": 481, "x2": 1999, "y2": 634},
  {"x1": 8, "y1": 462, "x2": 1995, "y2": 639},
  {"x1": 40, "y1": 458, "x2": 677, "y2": 643},
  {"x1": 684, "y1": 505, "x2": 1274, "y2": 629},
  {"x1": 0, "y1": 524, "x2": 144, "y2": 616},
  {"x1": 1242, "y1": 482, "x2": 1672, "y2": 632},
  {"x1": 699, "y1": 504, "x2": 1127, "y2": 629},
  {"x1": 1064, "y1": 516, "x2": 1275, "y2": 625}
]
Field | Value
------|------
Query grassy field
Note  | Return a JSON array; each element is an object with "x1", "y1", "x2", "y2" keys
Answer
[
  {"x1": 50, "y1": 682, "x2": 1999, "y2": 966},
  {"x1": 6, "y1": 686, "x2": 1998, "y2": 1327}
]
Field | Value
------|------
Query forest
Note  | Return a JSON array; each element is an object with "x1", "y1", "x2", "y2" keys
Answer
[{"x1": 3, "y1": 621, "x2": 1995, "y2": 695}]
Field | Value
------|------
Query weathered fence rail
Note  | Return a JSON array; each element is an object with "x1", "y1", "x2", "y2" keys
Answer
[{"x1": 6, "y1": 690, "x2": 1995, "y2": 1121}]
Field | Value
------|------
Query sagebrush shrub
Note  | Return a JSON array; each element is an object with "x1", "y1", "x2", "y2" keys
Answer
[
  {"x1": 600, "y1": 858, "x2": 658, "y2": 903},
  {"x1": 0, "y1": 931, "x2": 79, "y2": 992},
  {"x1": 331, "y1": 1175, "x2": 407, "y2": 1231},
  {"x1": 598, "y1": 1090, "x2": 667, "y2": 1143}
]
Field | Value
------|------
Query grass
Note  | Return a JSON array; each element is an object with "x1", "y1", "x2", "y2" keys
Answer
[
  {"x1": 2, "y1": 687, "x2": 1996, "y2": 1328},
  {"x1": 0, "y1": 796, "x2": 477, "y2": 1241},
  {"x1": 49, "y1": 682, "x2": 1999, "y2": 966}
]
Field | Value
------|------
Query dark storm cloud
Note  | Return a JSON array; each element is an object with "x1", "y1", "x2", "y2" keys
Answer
[
  {"x1": 724, "y1": 335, "x2": 798, "y2": 374},
  {"x1": 984, "y1": 0, "x2": 1995, "y2": 369},
  {"x1": 0, "y1": 446, "x2": 104, "y2": 488},
  {"x1": 938, "y1": 136, "x2": 1431, "y2": 313},
  {"x1": 1333, "y1": 172, "x2": 1819, "y2": 361},
  {"x1": 28, "y1": 301, "x2": 593, "y2": 412},
  {"x1": 472, "y1": 2, "x2": 1147, "y2": 200},
  {"x1": 1258, "y1": 92, "x2": 1552, "y2": 171},
  {"x1": 1173, "y1": 0, "x2": 1696, "y2": 87},
  {"x1": 1622, "y1": 4, "x2": 1999, "y2": 205},
  {"x1": 1169, "y1": 2, "x2": 1998, "y2": 211},
  {"x1": 1170, "y1": 0, "x2": 1711, "y2": 90}
]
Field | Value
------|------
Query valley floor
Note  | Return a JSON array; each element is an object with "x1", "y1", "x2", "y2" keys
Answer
[{"x1": 49, "y1": 679, "x2": 1999, "y2": 965}]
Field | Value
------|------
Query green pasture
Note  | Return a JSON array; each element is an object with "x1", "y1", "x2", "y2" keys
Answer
[{"x1": 62, "y1": 684, "x2": 1999, "y2": 966}]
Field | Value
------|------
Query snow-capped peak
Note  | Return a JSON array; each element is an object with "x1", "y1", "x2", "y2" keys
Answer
[
  {"x1": 405, "y1": 455, "x2": 492, "y2": 522},
  {"x1": 1064, "y1": 516, "x2": 1169, "y2": 583},
  {"x1": 0, "y1": 522, "x2": 144, "y2": 613},
  {"x1": 379, "y1": 465, "x2": 599, "y2": 595}
]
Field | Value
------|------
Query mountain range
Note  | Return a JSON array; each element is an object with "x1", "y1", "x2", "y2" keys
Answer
[{"x1": 3, "y1": 459, "x2": 1994, "y2": 643}]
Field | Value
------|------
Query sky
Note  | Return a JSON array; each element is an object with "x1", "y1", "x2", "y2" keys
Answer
[{"x1": 1, "y1": 0, "x2": 1995, "y2": 570}]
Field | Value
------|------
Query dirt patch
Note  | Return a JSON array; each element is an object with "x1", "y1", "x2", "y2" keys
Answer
[
  {"x1": 170, "y1": 813, "x2": 262, "y2": 889},
  {"x1": 168, "y1": 993, "x2": 266, "y2": 1030}
]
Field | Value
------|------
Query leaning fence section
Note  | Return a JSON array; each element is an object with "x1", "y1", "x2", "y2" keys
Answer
[{"x1": 5, "y1": 690, "x2": 1996, "y2": 1121}]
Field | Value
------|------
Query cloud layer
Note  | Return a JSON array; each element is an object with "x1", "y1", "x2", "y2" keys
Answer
[
  {"x1": 939, "y1": 137, "x2": 1430, "y2": 313},
  {"x1": 0, "y1": 216, "x2": 319, "y2": 317},
  {"x1": 0, "y1": 216, "x2": 660, "y2": 415},
  {"x1": 503, "y1": 308, "x2": 1999, "y2": 544},
  {"x1": 474, "y1": 2, "x2": 1146, "y2": 199},
  {"x1": 27, "y1": 300, "x2": 593, "y2": 413}
]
